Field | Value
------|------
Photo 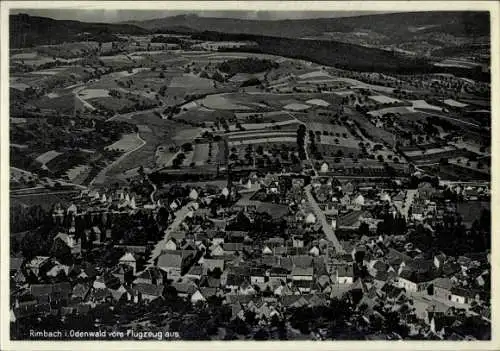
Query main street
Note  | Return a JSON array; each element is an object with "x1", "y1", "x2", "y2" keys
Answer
[{"x1": 304, "y1": 184, "x2": 344, "y2": 253}]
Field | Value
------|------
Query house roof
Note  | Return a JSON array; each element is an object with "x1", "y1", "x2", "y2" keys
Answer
[
  {"x1": 292, "y1": 255, "x2": 313, "y2": 268},
  {"x1": 10, "y1": 257, "x2": 23, "y2": 272},
  {"x1": 172, "y1": 281, "x2": 198, "y2": 295},
  {"x1": 135, "y1": 283, "x2": 164, "y2": 297},
  {"x1": 187, "y1": 265, "x2": 203, "y2": 276},
  {"x1": 226, "y1": 274, "x2": 247, "y2": 287},
  {"x1": 338, "y1": 210, "x2": 368, "y2": 227},
  {"x1": 337, "y1": 264, "x2": 354, "y2": 278},
  {"x1": 119, "y1": 252, "x2": 136, "y2": 262},
  {"x1": 222, "y1": 242, "x2": 243, "y2": 252},
  {"x1": 72, "y1": 283, "x2": 90, "y2": 299},
  {"x1": 399, "y1": 270, "x2": 434, "y2": 284},
  {"x1": 291, "y1": 267, "x2": 313, "y2": 276},
  {"x1": 157, "y1": 253, "x2": 182, "y2": 269},
  {"x1": 432, "y1": 277, "x2": 453, "y2": 290}
]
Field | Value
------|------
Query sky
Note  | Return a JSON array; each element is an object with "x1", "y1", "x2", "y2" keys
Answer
[{"x1": 10, "y1": 9, "x2": 388, "y2": 23}]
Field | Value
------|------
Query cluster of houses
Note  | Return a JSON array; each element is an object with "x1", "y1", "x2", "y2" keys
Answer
[{"x1": 9, "y1": 173, "x2": 491, "y2": 340}]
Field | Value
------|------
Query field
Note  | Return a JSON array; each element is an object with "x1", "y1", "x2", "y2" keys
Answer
[
  {"x1": 368, "y1": 95, "x2": 402, "y2": 104},
  {"x1": 169, "y1": 74, "x2": 215, "y2": 89},
  {"x1": 78, "y1": 89, "x2": 110, "y2": 99},
  {"x1": 200, "y1": 94, "x2": 252, "y2": 110},
  {"x1": 105, "y1": 133, "x2": 144, "y2": 152},
  {"x1": 35, "y1": 150, "x2": 63, "y2": 165}
]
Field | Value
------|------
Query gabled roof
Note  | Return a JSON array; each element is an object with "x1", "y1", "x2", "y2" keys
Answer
[
  {"x1": 157, "y1": 253, "x2": 182, "y2": 269},
  {"x1": 135, "y1": 283, "x2": 164, "y2": 297},
  {"x1": 337, "y1": 263, "x2": 354, "y2": 278},
  {"x1": 292, "y1": 255, "x2": 313, "y2": 268},
  {"x1": 399, "y1": 270, "x2": 434, "y2": 284},
  {"x1": 291, "y1": 267, "x2": 313, "y2": 276},
  {"x1": 119, "y1": 252, "x2": 136, "y2": 262}
]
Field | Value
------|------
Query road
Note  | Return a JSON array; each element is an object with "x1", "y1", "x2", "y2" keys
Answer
[
  {"x1": 304, "y1": 184, "x2": 344, "y2": 253},
  {"x1": 416, "y1": 110, "x2": 481, "y2": 128},
  {"x1": 11, "y1": 190, "x2": 81, "y2": 197},
  {"x1": 147, "y1": 201, "x2": 196, "y2": 266},
  {"x1": 89, "y1": 132, "x2": 146, "y2": 187}
]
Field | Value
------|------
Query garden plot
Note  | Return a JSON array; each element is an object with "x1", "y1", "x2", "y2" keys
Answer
[
  {"x1": 369, "y1": 95, "x2": 402, "y2": 104},
  {"x1": 169, "y1": 73, "x2": 215, "y2": 89},
  {"x1": 78, "y1": 89, "x2": 110, "y2": 100},
  {"x1": 105, "y1": 133, "x2": 144, "y2": 152},
  {"x1": 443, "y1": 99, "x2": 469, "y2": 108},
  {"x1": 35, "y1": 150, "x2": 63, "y2": 166},
  {"x1": 306, "y1": 99, "x2": 330, "y2": 107},
  {"x1": 65, "y1": 165, "x2": 91, "y2": 184},
  {"x1": 298, "y1": 70, "x2": 332, "y2": 80},
  {"x1": 172, "y1": 127, "x2": 203, "y2": 143},
  {"x1": 228, "y1": 131, "x2": 296, "y2": 141},
  {"x1": 283, "y1": 103, "x2": 311, "y2": 111},
  {"x1": 307, "y1": 123, "x2": 353, "y2": 137},
  {"x1": 331, "y1": 77, "x2": 394, "y2": 93},
  {"x1": 368, "y1": 106, "x2": 413, "y2": 117},
  {"x1": 30, "y1": 67, "x2": 68, "y2": 76},
  {"x1": 410, "y1": 100, "x2": 443, "y2": 111},
  {"x1": 106, "y1": 68, "x2": 149, "y2": 79},
  {"x1": 192, "y1": 144, "x2": 210, "y2": 166},
  {"x1": 201, "y1": 94, "x2": 252, "y2": 111},
  {"x1": 228, "y1": 136, "x2": 296, "y2": 146},
  {"x1": 334, "y1": 90, "x2": 356, "y2": 96}
]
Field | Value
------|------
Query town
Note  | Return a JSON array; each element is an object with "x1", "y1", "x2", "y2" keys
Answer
[{"x1": 8, "y1": 11, "x2": 491, "y2": 341}]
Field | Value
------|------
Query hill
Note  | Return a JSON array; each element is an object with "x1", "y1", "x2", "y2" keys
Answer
[
  {"x1": 125, "y1": 11, "x2": 489, "y2": 41},
  {"x1": 10, "y1": 13, "x2": 149, "y2": 48}
]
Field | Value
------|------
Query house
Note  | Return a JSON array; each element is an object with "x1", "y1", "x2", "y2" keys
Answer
[
  {"x1": 434, "y1": 253, "x2": 447, "y2": 269},
  {"x1": 30, "y1": 282, "x2": 72, "y2": 304},
  {"x1": 164, "y1": 238, "x2": 178, "y2": 251},
  {"x1": 320, "y1": 162, "x2": 329, "y2": 173},
  {"x1": 210, "y1": 245, "x2": 225, "y2": 257},
  {"x1": 190, "y1": 290, "x2": 206, "y2": 304},
  {"x1": 250, "y1": 268, "x2": 267, "y2": 284},
  {"x1": 337, "y1": 210, "x2": 370, "y2": 230},
  {"x1": 52, "y1": 233, "x2": 82, "y2": 256},
  {"x1": 185, "y1": 265, "x2": 204, "y2": 281},
  {"x1": 157, "y1": 253, "x2": 183, "y2": 278},
  {"x1": 430, "y1": 277, "x2": 453, "y2": 300},
  {"x1": 418, "y1": 182, "x2": 437, "y2": 201},
  {"x1": 222, "y1": 242, "x2": 243, "y2": 254},
  {"x1": 292, "y1": 236, "x2": 304, "y2": 248},
  {"x1": 397, "y1": 270, "x2": 433, "y2": 293},
  {"x1": 134, "y1": 283, "x2": 164, "y2": 302},
  {"x1": 294, "y1": 280, "x2": 314, "y2": 293},
  {"x1": 25, "y1": 256, "x2": 51, "y2": 277},
  {"x1": 172, "y1": 280, "x2": 198, "y2": 298},
  {"x1": 291, "y1": 267, "x2": 313, "y2": 281},
  {"x1": 119, "y1": 252, "x2": 137, "y2": 274},
  {"x1": 200, "y1": 258, "x2": 224, "y2": 274},
  {"x1": 450, "y1": 287, "x2": 478, "y2": 306},
  {"x1": 335, "y1": 263, "x2": 354, "y2": 284},
  {"x1": 133, "y1": 267, "x2": 164, "y2": 286}
]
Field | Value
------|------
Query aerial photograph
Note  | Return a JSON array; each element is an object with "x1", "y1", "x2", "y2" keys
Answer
[{"x1": 7, "y1": 7, "x2": 491, "y2": 342}]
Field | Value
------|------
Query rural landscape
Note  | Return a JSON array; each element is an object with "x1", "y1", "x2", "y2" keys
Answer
[{"x1": 8, "y1": 9, "x2": 491, "y2": 342}]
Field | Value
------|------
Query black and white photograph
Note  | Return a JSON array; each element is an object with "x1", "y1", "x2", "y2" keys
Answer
[{"x1": 1, "y1": 1, "x2": 497, "y2": 347}]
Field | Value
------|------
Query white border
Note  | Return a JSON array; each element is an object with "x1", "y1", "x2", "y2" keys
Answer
[{"x1": 1, "y1": 1, "x2": 499, "y2": 350}]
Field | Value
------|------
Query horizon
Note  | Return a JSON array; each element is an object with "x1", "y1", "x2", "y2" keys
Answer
[{"x1": 11, "y1": 9, "x2": 393, "y2": 23}]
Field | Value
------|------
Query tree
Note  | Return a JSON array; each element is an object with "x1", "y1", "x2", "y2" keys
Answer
[{"x1": 358, "y1": 222, "x2": 370, "y2": 235}]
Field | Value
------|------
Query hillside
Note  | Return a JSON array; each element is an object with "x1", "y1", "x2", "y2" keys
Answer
[
  {"x1": 10, "y1": 13, "x2": 149, "y2": 48},
  {"x1": 125, "y1": 11, "x2": 489, "y2": 41}
]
